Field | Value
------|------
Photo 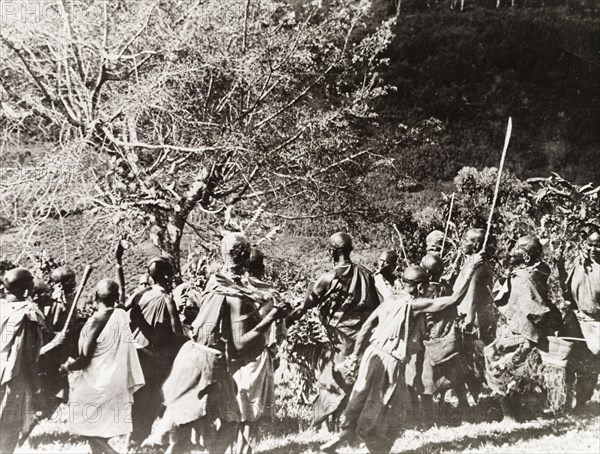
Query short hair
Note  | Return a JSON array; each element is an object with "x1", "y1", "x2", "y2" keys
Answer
[
  {"x1": 95, "y1": 279, "x2": 119, "y2": 307},
  {"x1": 426, "y1": 230, "x2": 444, "y2": 246},
  {"x1": 517, "y1": 235, "x2": 543, "y2": 259},
  {"x1": 50, "y1": 266, "x2": 76, "y2": 284},
  {"x1": 380, "y1": 250, "x2": 398, "y2": 263},
  {"x1": 420, "y1": 254, "x2": 444, "y2": 277},
  {"x1": 587, "y1": 231, "x2": 599, "y2": 243},
  {"x1": 329, "y1": 232, "x2": 353, "y2": 254},
  {"x1": 147, "y1": 257, "x2": 174, "y2": 280},
  {"x1": 465, "y1": 228, "x2": 486, "y2": 243},
  {"x1": 402, "y1": 266, "x2": 429, "y2": 285},
  {"x1": 221, "y1": 233, "x2": 251, "y2": 266},
  {"x1": 3, "y1": 267, "x2": 34, "y2": 295},
  {"x1": 249, "y1": 247, "x2": 264, "y2": 264}
]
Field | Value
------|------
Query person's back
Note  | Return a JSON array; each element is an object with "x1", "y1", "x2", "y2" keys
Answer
[
  {"x1": 147, "y1": 234, "x2": 285, "y2": 454},
  {"x1": 321, "y1": 262, "x2": 379, "y2": 340},
  {"x1": 0, "y1": 268, "x2": 45, "y2": 454},
  {"x1": 128, "y1": 257, "x2": 183, "y2": 449},
  {"x1": 63, "y1": 279, "x2": 144, "y2": 454},
  {"x1": 288, "y1": 232, "x2": 379, "y2": 428},
  {"x1": 133, "y1": 285, "x2": 177, "y2": 354},
  {"x1": 68, "y1": 307, "x2": 144, "y2": 436}
]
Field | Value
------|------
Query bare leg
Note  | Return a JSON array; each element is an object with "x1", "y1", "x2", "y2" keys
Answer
[
  {"x1": 165, "y1": 424, "x2": 193, "y2": 454},
  {"x1": 0, "y1": 428, "x2": 20, "y2": 454},
  {"x1": 87, "y1": 437, "x2": 118, "y2": 454},
  {"x1": 203, "y1": 420, "x2": 237, "y2": 454},
  {"x1": 455, "y1": 386, "x2": 469, "y2": 408},
  {"x1": 236, "y1": 422, "x2": 257, "y2": 454},
  {"x1": 421, "y1": 394, "x2": 434, "y2": 426},
  {"x1": 500, "y1": 397, "x2": 518, "y2": 423},
  {"x1": 575, "y1": 373, "x2": 598, "y2": 409}
]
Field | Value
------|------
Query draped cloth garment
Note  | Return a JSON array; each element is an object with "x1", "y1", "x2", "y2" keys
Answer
[
  {"x1": 485, "y1": 262, "x2": 561, "y2": 396},
  {"x1": 341, "y1": 295, "x2": 417, "y2": 452},
  {"x1": 1, "y1": 299, "x2": 45, "y2": 445},
  {"x1": 68, "y1": 308, "x2": 145, "y2": 437},
  {"x1": 156, "y1": 273, "x2": 267, "y2": 435},
  {"x1": 312, "y1": 263, "x2": 379, "y2": 426}
]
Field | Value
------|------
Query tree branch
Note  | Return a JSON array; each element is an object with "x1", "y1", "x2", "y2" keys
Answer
[
  {"x1": 243, "y1": 149, "x2": 372, "y2": 200},
  {"x1": 114, "y1": 3, "x2": 157, "y2": 60}
]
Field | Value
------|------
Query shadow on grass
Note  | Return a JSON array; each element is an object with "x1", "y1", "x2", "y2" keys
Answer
[
  {"x1": 397, "y1": 418, "x2": 583, "y2": 454},
  {"x1": 26, "y1": 432, "x2": 85, "y2": 449},
  {"x1": 258, "y1": 401, "x2": 600, "y2": 454},
  {"x1": 260, "y1": 440, "x2": 325, "y2": 454}
]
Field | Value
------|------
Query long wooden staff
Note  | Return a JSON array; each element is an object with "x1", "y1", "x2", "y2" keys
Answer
[
  {"x1": 441, "y1": 192, "x2": 455, "y2": 259},
  {"x1": 482, "y1": 117, "x2": 512, "y2": 252},
  {"x1": 393, "y1": 224, "x2": 410, "y2": 267},
  {"x1": 61, "y1": 264, "x2": 93, "y2": 334}
]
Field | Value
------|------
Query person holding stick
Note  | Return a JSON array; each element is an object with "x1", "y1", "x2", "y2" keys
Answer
[
  {"x1": 453, "y1": 228, "x2": 497, "y2": 402},
  {"x1": 419, "y1": 254, "x2": 470, "y2": 417},
  {"x1": 37, "y1": 265, "x2": 91, "y2": 422},
  {"x1": 321, "y1": 256, "x2": 485, "y2": 454},
  {"x1": 60, "y1": 279, "x2": 145, "y2": 454}
]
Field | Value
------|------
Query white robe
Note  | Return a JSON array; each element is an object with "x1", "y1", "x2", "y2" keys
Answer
[{"x1": 68, "y1": 308, "x2": 145, "y2": 437}]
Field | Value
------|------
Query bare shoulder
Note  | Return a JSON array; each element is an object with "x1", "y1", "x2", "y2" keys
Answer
[
  {"x1": 315, "y1": 270, "x2": 335, "y2": 290},
  {"x1": 83, "y1": 310, "x2": 111, "y2": 337},
  {"x1": 89, "y1": 310, "x2": 111, "y2": 324},
  {"x1": 224, "y1": 294, "x2": 245, "y2": 311}
]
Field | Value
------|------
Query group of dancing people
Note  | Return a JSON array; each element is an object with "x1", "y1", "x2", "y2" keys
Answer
[{"x1": 1, "y1": 228, "x2": 598, "y2": 454}]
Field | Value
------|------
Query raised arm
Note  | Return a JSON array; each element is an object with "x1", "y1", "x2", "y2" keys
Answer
[
  {"x1": 412, "y1": 254, "x2": 483, "y2": 314},
  {"x1": 115, "y1": 241, "x2": 126, "y2": 307}
]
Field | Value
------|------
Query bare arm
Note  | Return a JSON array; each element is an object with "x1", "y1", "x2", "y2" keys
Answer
[
  {"x1": 287, "y1": 274, "x2": 332, "y2": 324},
  {"x1": 412, "y1": 254, "x2": 483, "y2": 314},
  {"x1": 39, "y1": 331, "x2": 67, "y2": 356},
  {"x1": 62, "y1": 313, "x2": 108, "y2": 372},
  {"x1": 351, "y1": 308, "x2": 380, "y2": 357},
  {"x1": 165, "y1": 295, "x2": 184, "y2": 337},
  {"x1": 229, "y1": 296, "x2": 283, "y2": 353}
]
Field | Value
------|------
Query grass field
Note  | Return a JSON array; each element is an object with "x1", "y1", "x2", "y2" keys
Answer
[{"x1": 16, "y1": 389, "x2": 599, "y2": 454}]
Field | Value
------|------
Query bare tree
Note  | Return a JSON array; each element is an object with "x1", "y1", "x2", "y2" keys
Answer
[{"x1": 1, "y1": 0, "x2": 397, "y2": 274}]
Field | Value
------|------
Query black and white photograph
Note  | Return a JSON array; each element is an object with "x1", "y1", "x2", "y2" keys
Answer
[{"x1": 1, "y1": 1, "x2": 599, "y2": 453}]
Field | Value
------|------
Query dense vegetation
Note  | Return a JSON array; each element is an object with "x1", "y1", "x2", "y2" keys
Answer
[
  {"x1": 1, "y1": 1, "x2": 599, "y2": 278},
  {"x1": 373, "y1": 6, "x2": 600, "y2": 183}
]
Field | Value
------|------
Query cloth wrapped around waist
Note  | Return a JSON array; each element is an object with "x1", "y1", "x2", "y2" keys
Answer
[{"x1": 161, "y1": 341, "x2": 239, "y2": 427}]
